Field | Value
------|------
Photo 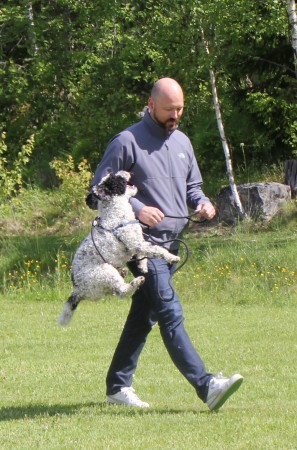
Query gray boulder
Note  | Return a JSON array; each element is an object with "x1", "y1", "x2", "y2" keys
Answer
[{"x1": 216, "y1": 182, "x2": 291, "y2": 225}]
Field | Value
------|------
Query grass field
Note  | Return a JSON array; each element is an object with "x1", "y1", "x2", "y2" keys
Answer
[
  {"x1": 1, "y1": 200, "x2": 296, "y2": 449},
  {"x1": 1, "y1": 283, "x2": 296, "y2": 448}
]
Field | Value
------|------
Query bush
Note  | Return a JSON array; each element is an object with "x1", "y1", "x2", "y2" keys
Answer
[
  {"x1": 0, "y1": 132, "x2": 35, "y2": 201},
  {"x1": 49, "y1": 155, "x2": 93, "y2": 210}
]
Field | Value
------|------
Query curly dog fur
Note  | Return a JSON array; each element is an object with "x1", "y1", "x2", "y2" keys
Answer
[{"x1": 57, "y1": 171, "x2": 180, "y2": 325}]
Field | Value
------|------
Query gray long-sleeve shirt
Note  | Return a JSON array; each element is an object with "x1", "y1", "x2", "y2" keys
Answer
[{"x1": 92, "y1": 110, "x2": 210, "y2": 249}]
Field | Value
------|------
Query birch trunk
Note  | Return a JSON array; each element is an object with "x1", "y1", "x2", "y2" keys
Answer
[
  {"x1": 287, "y1": 0, "x2": 297, "y2": 78},
  {"x1": 27, "y1": 3, "x2": 38, "y2": 55},
  {"x1": 201, "y1": 32, "x2": 246, "y2": 218}
]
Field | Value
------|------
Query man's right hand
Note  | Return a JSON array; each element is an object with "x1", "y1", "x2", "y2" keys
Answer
[{"x1": 138, "y1": 206, "x2": 165, "y2": 227}]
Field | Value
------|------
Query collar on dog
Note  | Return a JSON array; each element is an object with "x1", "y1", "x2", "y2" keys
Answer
[
  {"x1": 92, "y1": 217, "x2": 139, "y2": 234},
  {"x1": 91, "y1": 218, "x2": 139, "y2": 264},
  {"x1": 110, "y1": 220, "x2": 139, "y2": 234}
]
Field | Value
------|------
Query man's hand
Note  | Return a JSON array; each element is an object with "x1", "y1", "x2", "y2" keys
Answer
[
  {"x1": 138, "y1": 206, "x2": 165, "y2": 226},
  {"x1": 195, "y1": 201, "x2": 216, "y2": 220}
]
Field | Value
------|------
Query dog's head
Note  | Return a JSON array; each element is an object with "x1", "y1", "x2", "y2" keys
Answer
[{"x1": 91, "y1": 171, "x2": 135, "y2": 201}]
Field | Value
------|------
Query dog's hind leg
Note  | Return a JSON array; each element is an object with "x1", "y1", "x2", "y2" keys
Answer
[
  {"x1": 57, "y1": 292, "x2": 81, "y2": 326},
  {"x1": 108, "y1": 268, "x2": 145, "y2": 297},
  {"x1": 137, "y1": 242, "x2": 180, "y2": 265}
]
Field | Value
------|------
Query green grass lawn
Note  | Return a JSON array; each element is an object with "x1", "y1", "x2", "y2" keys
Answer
[
  {"x1": 1, "y1": 294, "x2": 296, "y2": 450},
  {"x1": 1, "y1": 158, "x2": 296, "y2": 448},
  {"x1": 1, "y1": 202, "x2": 296, "y2": 449}
]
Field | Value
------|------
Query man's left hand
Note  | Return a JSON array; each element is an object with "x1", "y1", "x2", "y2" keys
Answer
[{"x1": 195, "y1": 202, "x2": 216, "y2": 220}]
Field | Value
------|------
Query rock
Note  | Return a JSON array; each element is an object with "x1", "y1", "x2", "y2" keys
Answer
[{"x1": 216, "y1": 182, "x2": 291, "y2": 224}]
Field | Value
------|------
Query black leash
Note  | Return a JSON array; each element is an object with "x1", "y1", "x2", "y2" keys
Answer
[
  {"x1": 90, "y1": 212, "x2": 205, "y2": 302},
  {"x1": 90, "y1": 217, "x2": 139, "y2": 264},
  {"x1": 142, "y1": 235, "x2": 189, "y2": 302},
  {"x1": 164, "y1": 211, "x2": 207, "y2": 224},
  {"x1": 140, "y1": 211, "x2": 205, "y2": 302},
  {"x1": 91, "y1": 218, "x2": 107, "y2": 263}
]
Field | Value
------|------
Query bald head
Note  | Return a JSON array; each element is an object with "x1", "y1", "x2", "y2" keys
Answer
[
  {"x1": 151, "y1": 77, "x2": 184, "y2": 101},
  {"x1": 148, "y1": 78, "x2": 184, "y2": 132}
]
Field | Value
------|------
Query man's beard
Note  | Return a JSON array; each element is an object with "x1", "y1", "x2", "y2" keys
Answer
[
  {"x1": 163, "y1": 119, "x2": 178, "y2": 132},
  {"x1": 152, "y1": 112, "x2": 178, "y2": 132}
]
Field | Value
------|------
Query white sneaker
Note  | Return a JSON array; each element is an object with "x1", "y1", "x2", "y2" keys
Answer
[
  {"x1": 206, "y1": 372, "x2": 243, "y2": 411},
  {"x1": 107, "y1": 387, "x2": 149, "y2": 408}
]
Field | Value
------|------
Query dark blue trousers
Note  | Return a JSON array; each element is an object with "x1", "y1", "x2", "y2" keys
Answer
[{"x1": 106, "y1": 256, "x2": 212, "y2": 402}]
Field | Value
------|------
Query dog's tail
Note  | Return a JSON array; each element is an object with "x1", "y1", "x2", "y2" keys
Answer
[{"x1": 57, "y1": 293, "x2": 80, "y2": 326}]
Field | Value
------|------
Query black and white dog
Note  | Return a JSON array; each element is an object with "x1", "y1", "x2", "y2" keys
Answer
[{"x1": 57, "y1": 171, "x2": 179, "y2": 325}]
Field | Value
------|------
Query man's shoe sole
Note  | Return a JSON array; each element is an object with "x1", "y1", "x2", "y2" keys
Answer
[
  {"x1": 107, "y1": 396, "x2": 122, "y2": 405},
  {"x1": 209, "y1": 376, "x2": 243, "y2": 411},
  {"x1": 107, "y1": 396, "x2": 149, "y2": 408}
]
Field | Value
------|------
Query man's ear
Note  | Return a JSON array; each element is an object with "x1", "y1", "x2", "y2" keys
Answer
[{"x1": 148, "y1": 98, "x2": 154, "y2": 111}]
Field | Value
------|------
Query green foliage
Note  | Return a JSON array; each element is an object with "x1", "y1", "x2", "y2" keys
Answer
[
  {"x1": 0, "y1": 157, "x2": 94, "y2": 238},
  {"x1": 49, "y1": 155, "x2": 93, "y2": 210},
  {"x1": 0, "y1": 132, "x2": 34, "y2": 199},
  {"x1": 0, "y1": 0, "x2": 296, "y2": 183}
]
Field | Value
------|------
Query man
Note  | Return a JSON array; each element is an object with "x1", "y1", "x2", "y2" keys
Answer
[{"x1": 91, "y1": 77, "x2": 243, "y2": 410}]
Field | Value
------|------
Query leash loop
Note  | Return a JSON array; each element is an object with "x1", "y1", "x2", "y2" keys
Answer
[{"x1": 90, "y1": 212, "x2": 206, "y2": 302}]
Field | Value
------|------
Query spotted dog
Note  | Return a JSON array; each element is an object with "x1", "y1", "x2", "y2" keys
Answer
[{"x1": 57, "y1": 171, "x2": 180, "y2": 325}]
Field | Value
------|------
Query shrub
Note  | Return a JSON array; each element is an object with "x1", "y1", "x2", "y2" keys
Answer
[
  {"x1": 49, "y1": 155, "x2": 93, "y2": 210},
  {"x1": 0, "y1": 132, "x2": 34, "y2": 201}
]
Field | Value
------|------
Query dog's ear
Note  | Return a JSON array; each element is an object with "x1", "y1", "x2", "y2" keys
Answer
[
  {"x1": 85, "y1": 192, "x2": 99, "y2": 209},
  {"x1": 91, "y1": 184, "x2": 109, "y2": 201},
  {"x1": 96, "y1": 173, "x2": 127, "y2": 198},
  {"x1": 115, "y1": 171, "x2": 131, "y2": 182}
]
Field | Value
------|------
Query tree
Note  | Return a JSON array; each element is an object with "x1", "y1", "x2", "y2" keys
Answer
[
  {"x1": 0, "y1": 0, "x2": 296, "y2": 188},
  {"x1": 201, "y1": 29, "x2": 246, "y2": 217},
  {"x1": 287, "y1": 0, "x2": 297, "y2": 78}
]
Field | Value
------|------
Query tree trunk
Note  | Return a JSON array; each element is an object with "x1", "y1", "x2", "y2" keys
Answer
[
  {"x1": 286, "y1": 0, "x2": 297, "y2": 78},
  {"x1": 27, "y1": 3, "x2": 38, "y2": 55},
  {"x1": 285, "y1": 159, "x2": 297, "y2": 198},
  {"x1": 201, "y1": 31, "x2": 246, "y2": 218}
]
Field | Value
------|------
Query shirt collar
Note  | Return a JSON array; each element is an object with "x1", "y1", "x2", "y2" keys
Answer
[{"x1": 142, "y1": 109, "x2": 176, "y2": 139}]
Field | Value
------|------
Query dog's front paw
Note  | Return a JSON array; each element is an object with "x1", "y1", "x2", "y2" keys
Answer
[
  {"x1": 131, "y1": 276, "x2": 145, "y2": 288},
  {"x1": 170, "y1": 255, "x2": 180, "y2": 263},
  {"x1": 119, "y1": 268, "x2": 128, "y2": 278},
  {"x1": 137, "y1": 258, "x2": 148, "y2": 274}
]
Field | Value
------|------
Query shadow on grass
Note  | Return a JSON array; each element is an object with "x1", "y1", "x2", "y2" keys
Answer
[
  {"x1": 0, "y1": 402, "x2": 97, "y2": 421},
  {"x1": 0, "y1": 402, "x2": 209, "y2": 421}
]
